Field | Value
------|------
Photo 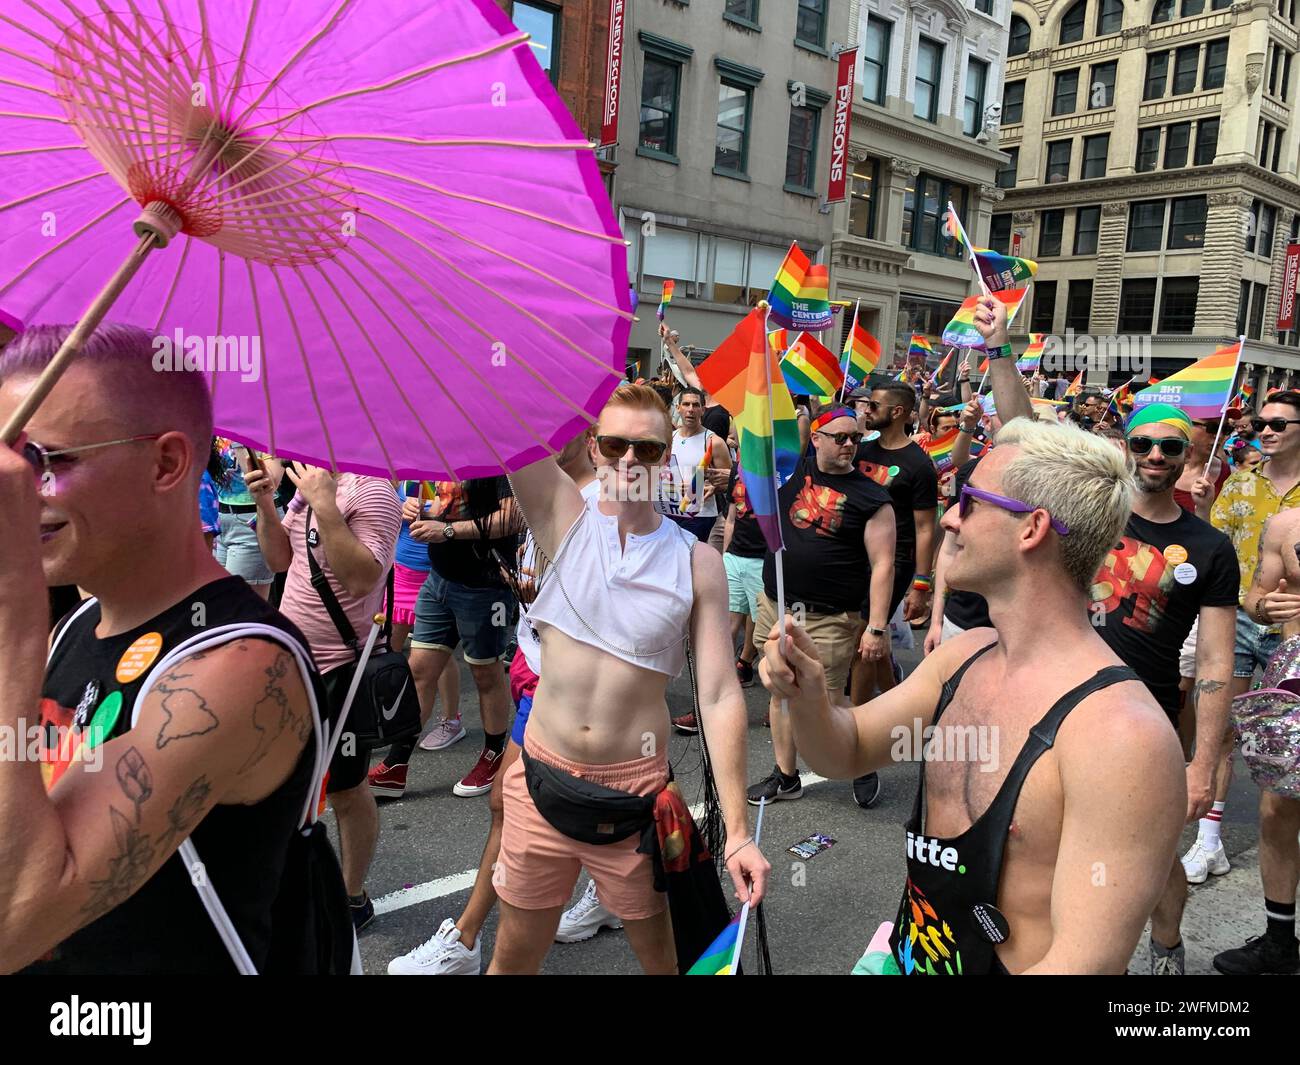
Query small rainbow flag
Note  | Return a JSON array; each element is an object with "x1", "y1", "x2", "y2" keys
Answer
[
  {"x1": 687, "y1": 912, "x2": 742, "y2": 975},
  {"x1": 768, "y1": 242, "x2": 833, "y2": 332},
  {"x1": 942, "y1": 288, "x2": 1028, "y2": 349},
  {"x1": 768, "y1": 328, "x2": 790, "y2": 357},
  {"x1": 656, "y1": 280, "x2": 674, "y2": 322},
  {"x1": 934, "y1": 349, "x2": 953, "y2": 379},
  {"x1": 908, "y1": 334, "x2": 934, "y2": 362},
  {"x1": 841, "y1": 308, "x2": 881, "y2": 393},
  {"x1": 1064, "y1": 370, "x2": 1084, "y2": 398},
  {"x1": 779, "y1": 331, "x2": 843, "y2": 398},
  {"x1": 1132, "y1": 341, "x2": 1242, "y2": 420},
  {"x1": 924, "y1": 427, "x2": 961, "y2": 472},
  {"x1": 945, "y1": 201, "x2": 1038, "y2": 292},
  {"x1": 1016, "y1": 333, "x2": 1046, "y2": 374}
]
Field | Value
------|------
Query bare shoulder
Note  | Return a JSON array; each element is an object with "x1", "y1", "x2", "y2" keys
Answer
[{"x1": 1058, "y1": 679, "x2": 1184, "y2": 782}]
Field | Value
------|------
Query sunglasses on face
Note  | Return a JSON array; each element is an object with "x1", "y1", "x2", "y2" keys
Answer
[
  {"x1": 958, "y1": 484, "x2": 1071, "y2": 535},
  {"x1": 594, "y1": 435, "x2": 668, "y2": 463},
  {"x1": 813, "y1": 429, "x2": 864, "y2": 447},
  {"x1": 20, "y1": 434, "x2": 164, "y2": 480},
  {"x1": 1252, "y1": 418, "x2": 1300, "y2": 433},
  {"x1": 1127, "y1": 435, "x2": 1187, "y2": 458}
]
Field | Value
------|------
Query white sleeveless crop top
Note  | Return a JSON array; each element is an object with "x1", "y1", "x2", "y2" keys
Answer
[{"x1": 527, "y1": 495, "x2": 696, "y2": 677}]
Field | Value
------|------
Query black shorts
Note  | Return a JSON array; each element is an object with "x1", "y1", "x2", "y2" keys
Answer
[
  {"x1": 322, "y1": 662, "x2": 369, "y2": 793},
  {"x1": 862, "y1": 566, "x2": 915, "y2": 623}
]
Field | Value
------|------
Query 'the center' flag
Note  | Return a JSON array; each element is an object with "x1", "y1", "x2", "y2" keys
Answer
[
  {"x1": 1132, "y1": 341, "x2": 1242, "y2": 420},
  {"x1": 767, "y1": 242, "x2": 833, "y2": 332},
  {"x1": 779, "y1": 331, "x2": 843, "y2": 397}
]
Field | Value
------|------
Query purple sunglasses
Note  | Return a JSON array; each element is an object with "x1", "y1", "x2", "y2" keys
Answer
[{"x1": 958, "y1": 484, "x2": 1071, "y2": 536}]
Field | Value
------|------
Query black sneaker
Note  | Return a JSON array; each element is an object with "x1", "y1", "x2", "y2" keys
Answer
[
  {"x1": 747, "y1": 767, "x2": 802, "y2": 806},
  {"x1": 350, "y1": 891, "x2": 375, "y2": 933},
  {"x1": 1212, "y1": 934, "x2": 1300, "y2": 975},
  {"x1": 736, "y1": 658, "x2": 755, "y2": 688},
  {"x1": 672, "y1": 712, "x2": 698, "y2": 734},
  {"x1": 852, "y1": 772, "x2": 882, "y2": 809}
]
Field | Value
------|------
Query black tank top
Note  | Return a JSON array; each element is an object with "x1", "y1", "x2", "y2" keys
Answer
[
  {"x1": 887, "y1": 644, "x2": 1138, "y2": 975},
  {"x1": 24, "y1": 576, "x2": 324, "y2": 975}
]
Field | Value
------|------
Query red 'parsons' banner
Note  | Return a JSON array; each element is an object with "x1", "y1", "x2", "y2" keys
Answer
[
  {"x1": 600, "y1": 0, "x2": 626, "y2": 147},
  {"x1": 826, "y1": 47, "x2": 857, "y2": 204},
  {"x1": 1278, "y1": 243, "x2": 1300, "y2": 332}
]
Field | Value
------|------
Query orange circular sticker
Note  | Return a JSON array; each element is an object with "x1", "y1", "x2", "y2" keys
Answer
[
  {"x1": 1164, "y1": 544, "x2": 1189, "y2": 566},
  {"x1": 116, "y1": 632, "x2": 164, "y2": 683}
]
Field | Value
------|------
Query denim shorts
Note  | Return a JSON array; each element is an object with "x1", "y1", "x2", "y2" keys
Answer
[
  {"x1": 411, "y1": 570, "x2": 512, "y2": 664},
  {"x1": 1234, "y1": 608, "x2": 1282, "y2": 679},
  {"x1": 213, "y1": 509, "x2": 274, "y2": 585}
]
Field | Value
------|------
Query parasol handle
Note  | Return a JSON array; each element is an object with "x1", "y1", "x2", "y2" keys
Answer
[{"x1": 0, "y1": 204, "x2": 180, "y2": 446}]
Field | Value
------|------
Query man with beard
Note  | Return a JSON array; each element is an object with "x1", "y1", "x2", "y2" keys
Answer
[{"x1": 1088, "y1": 404, "x2": 1238, "y2": 973}]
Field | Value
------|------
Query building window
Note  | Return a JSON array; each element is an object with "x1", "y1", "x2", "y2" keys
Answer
[
  {"x1": 784, "y1": 105, "x2": 819, "y2": 192},
  {"x1": 1031, "y1": 281, "x2": 1058, "y2": 334},
  {"x1": 1153, "y1": 0, "x2": 1174, "y2": 21},
  {"x1": 1136, "y1": 128, "x2": 1161, "y2": 173},
  {"x1": 1238, "y1": 280, "x2": 1251, "y2": 336},
  {"x1": 1172, "y1": 45, "x2": 1200, "y2": 94},
  {"x1": 639, "y1": 225, "x2": 701, "y2": 299},
  {"x1": 1144, "y1": 52, "x2": 1169, "y2": 100},
  {"x1": 1164, "y1": 122, "x2": 1191, "y2": 169},
  {"x1": 1003, "y1": 79, "x2": 1025, "y2": 124},
  {"x1": 1204, "y1": 38, "x2": 1229, "y2": 90},
  {"x1": 796, "y1": 0, "x2": 827, "y2": 48},
  {"x1": 914, "y1": 37, "x2": 943, "y2": 122},
  {"x1": 1045, "y1": 139, "x2": 1072, "y2": 182},
  {"x1": 1067, "y1": 280, "x2": 1094, "y2": 331},
  {"x1": 975, "y1": 0, "x2": 993, "y2": 13},
  {"x1": 1249, "y1": 282, "x2": 1268, "y2": 339},
  {"x1": 1052, "y1": 69, "x2": 1080, "y2": 115},
  {"x1": 1258, "y1": 202, "x2": 1277, "y2": 258},
  {"x1": 1098, "y1": 0, "x2": 1124, "y2": 35},
  {"x1": 1009, "y1": 15, "x2": 1031, "y2": 55},
  {"x1": 1168, "y1": 196, "x2": 1207, "y2": 249},
  {"x1": 1194, "y1": 118, "x2": 1219, "y2": 165},
  {"x1": 1119, "y1": 279, "x2": 1158, "y2": 333},
  {"x1": 513, "y1": 2, "x2": 561, "y2": 85},
  {"x1": 1159, "y1": 277, "x2": 1199, "y2": 334},
  {"x1": 1082, "y1": 134, "x2": 1109, "y2": 178},
  {"x1": 1089, "y1": 61, "x2": 1117, "y2": 108},
  {"x1": 1128, "y1": 201, "x2": 1167, "y2": 251},
  {"x1": 902, "y1": 173, "x2": 968, "y2": 258},
  {"x1": 1246, "y1": 198, "x2": 1260, "y2": 254},
  {"x1": 1040, "y1": 210, "x2": 1065, "y2": 257},
  {"x1": 862, "y1": 16, "x2": 891, "y2": 105},
  {"x1": 715, "y1": 80, "x2": 752, "y2": 176},
  {"x1": 848, "y1": 158, "x2": 880, "y2": 239},
  {"x1": 640, "y1": 56, "x2": 681, "y2": 156},
  {"x1": 1060, "y1": 0, "x2": 1086, "y2": 44},
  {"x1": 1182, "y1": 0, "x2": 1205, "y2": 14},
  {"x1": 725, "y1": 0, "x2": 759, "y2": 23},
  {"x1": 964, "y1": 59, "x2": 988, "y2": 136},
  {"x1": 1075, "y1": 205, "x2": 1101, "y2": 254},
  {"x1": 990, "y1": 213, "x2": 1012, "y2": 255},
  {"x1": 996, "y1": 147, "x2": 1019, "y2": 188}
]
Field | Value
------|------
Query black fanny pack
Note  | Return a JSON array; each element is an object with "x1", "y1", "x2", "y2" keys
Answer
[{"x1": 521, "y1": 748, "x2": 657, "y2": 846}]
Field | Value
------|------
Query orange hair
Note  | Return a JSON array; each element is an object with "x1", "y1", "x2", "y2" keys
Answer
[{"x1": 600, "y1": 383, "x2": 673, "y2": 440}]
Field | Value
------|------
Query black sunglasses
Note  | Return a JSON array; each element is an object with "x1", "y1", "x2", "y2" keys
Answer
[
  {"x1": 594, "y1": 435, "x2": 667, "y2": 463},
  {"x1": 813, "y1": 429, "x2": 864, "y2": 447},
  {"x1": 1127, "y1": 435, "x2": 1187, "y2": 458},
  {"x1": 1252, "y1": 418, "x2": 1300, "y2": 433}
]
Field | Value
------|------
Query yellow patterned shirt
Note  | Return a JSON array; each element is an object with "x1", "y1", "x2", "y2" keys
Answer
[{"x1": 1209, "y1": 468, "x2": 1300, "y2": 604}]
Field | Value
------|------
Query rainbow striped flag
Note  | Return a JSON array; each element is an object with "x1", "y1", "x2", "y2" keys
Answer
[
  {"x1": 698, "y1": 308, "x2": 765, "y2": 418},
  {"x1": 1229, "y1": 382, "x2": 1255, "y2": 410},
  {"x1": 908, "y1": 334, "x2": 934, "y2": 362},
  {"x1": 1132, "y1": 341, "x2": 1242, "y2": 420},
  {"x1": 934, "y1": 349, "x2": 953, "y2": 378},
  {"x1": 942, "y1": 288, "x2": 1028, "y2": 348},
  {"x1": 768, "y1": 328, "x2": 790, "y2": 358},
  {"x1": 924, "y1": 427, "x2": 961, "y2": 472},
  {"x1": 779, "y1": 331, "x2": 843, "y2": 398},
  {"x1": 656, "y1": 279, "x2": 674, "y2": 322},
  {"x1": 841, "y1": 308, "x2": 881, "y2": 392},
  {"x1": 1016, "y1": 333, "x2": 1046, "y2": 374},
  {"x1": 687, "y1": 912, "x2": 742, "y2": 975},
  {"x1": 944, "y1": 201, "x2": 1038, "y2": 292},
  {"x1": 1064, "y1": 370, "x2": 1084, "y2": 398},
  {"x1": 768, "y1": 242, "x2": 833, "y2": 332}
]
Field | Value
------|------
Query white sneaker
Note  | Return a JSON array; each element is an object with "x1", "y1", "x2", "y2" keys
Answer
[
  {"x1": 387, "y1": 918, "x2": 481, "y2": 975},
  {"x1": 554, "y1": 880, "x2": 622, "y2": 943},
  {"x1": 419, "y1": 716, "x2": 466, "y2": 752},
  {"x1": 1181, "y1": 837, "x2": 1230, "y2": 885}
]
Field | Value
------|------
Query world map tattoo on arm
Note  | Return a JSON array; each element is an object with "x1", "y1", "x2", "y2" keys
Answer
[
  {"x1": 153, "y1": 668, "x2": 220, "y2": 750},
  {"x1": 239, "y1": 650, "x2": 311, "y2": 773}
]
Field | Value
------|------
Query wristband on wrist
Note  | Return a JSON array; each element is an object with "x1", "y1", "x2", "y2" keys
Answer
[
  {"x1": 986, "y1": 342, "x2": 1013, "y2": 361},
  {"x1": 912, "y1": 576, "x2": 933, "y2": 592}
]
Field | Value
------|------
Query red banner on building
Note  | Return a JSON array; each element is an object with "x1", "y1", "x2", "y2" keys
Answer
[
  {"x1": 1278, "y1": 243, "x2": 1300, "y2": 331},
  {"x1": 1010, "y1": 232, "x2": 1023, "y2": 257},
  {"x1": 599, "y1": 0, "x2": 626, "y2": 147},
  {"x1": 826, "y1": 47, "x2": 857, "y2": 204}
]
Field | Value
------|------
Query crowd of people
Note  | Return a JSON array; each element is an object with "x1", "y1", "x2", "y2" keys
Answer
[{"x1": 1, "y1": 295, "x2": 1297, "y2": 977}]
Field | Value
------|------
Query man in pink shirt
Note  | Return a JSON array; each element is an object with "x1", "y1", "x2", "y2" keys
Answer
[{"x1": 248, "y1": 464, "x2": 402, "y2": 930}]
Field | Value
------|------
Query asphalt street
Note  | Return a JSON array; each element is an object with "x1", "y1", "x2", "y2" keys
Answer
[{"x1": 343, "y1": 641, "x2": 1264, "y2": 976}]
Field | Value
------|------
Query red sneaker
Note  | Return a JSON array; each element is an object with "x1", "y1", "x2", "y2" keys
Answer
[
  {"x1": 368, "y1": 761, "x2": 408, "y2": 799},
  {"x1": 453, "y1": 747, "x2": 503, "y2": 797},
  {"x1": 672, "y1": 713, "x2": 698, "y2": 734}
]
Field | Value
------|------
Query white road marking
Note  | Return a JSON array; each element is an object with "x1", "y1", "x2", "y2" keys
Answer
[{"x1": 371, "y1": 770, "x2": 831, "y2": 915}]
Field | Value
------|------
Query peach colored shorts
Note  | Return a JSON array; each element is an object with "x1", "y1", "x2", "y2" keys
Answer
[{"x1": 493, "y1": 734, "x2": 668, "y2": 921}]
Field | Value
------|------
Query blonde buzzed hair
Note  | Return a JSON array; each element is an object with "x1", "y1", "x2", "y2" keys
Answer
[
  {"x1": 994, "y1": 418, "x2": 1135, "y2": 592},
  {"x1": 601, "y1": 382, "x2": 673, "y2": 440}
]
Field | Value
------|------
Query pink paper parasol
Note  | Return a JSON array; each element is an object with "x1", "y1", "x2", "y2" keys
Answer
[{"x1": 0, "y1": 0, "x2": 630, "y2": 479}]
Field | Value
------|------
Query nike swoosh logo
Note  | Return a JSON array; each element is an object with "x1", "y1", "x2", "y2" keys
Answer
[{"x1": 381, "y1": 676, "x2": 410, "y2": 721}]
